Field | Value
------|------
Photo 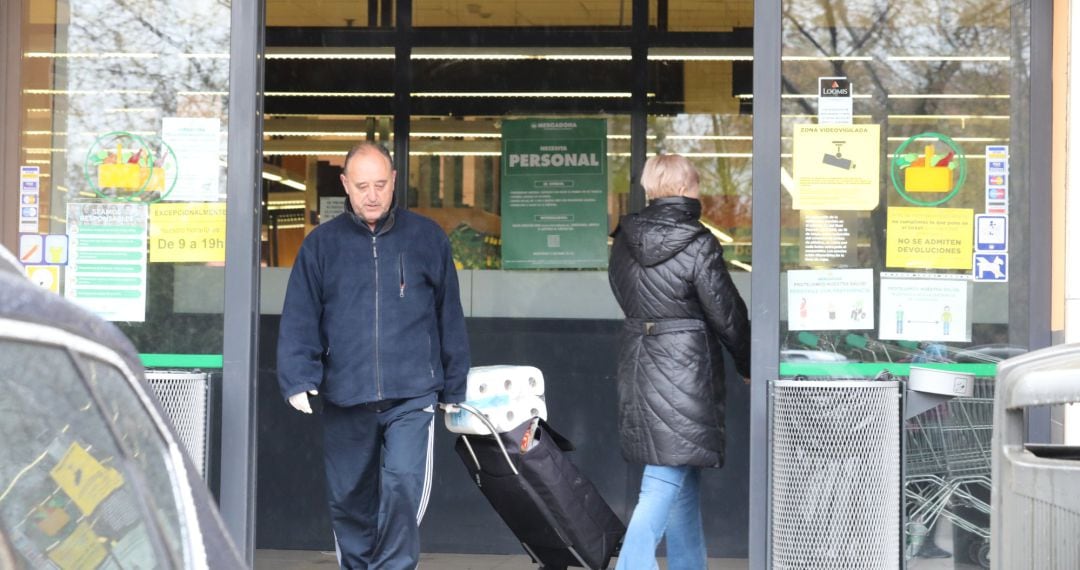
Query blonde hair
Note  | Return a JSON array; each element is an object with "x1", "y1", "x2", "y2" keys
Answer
[{"x1": 640, "y1": 153, "x2": 699, "y2": 199}]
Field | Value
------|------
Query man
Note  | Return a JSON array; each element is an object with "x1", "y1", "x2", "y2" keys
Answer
[{"x1": 277, "y1": 142, "x2": 470, "y2": 569}]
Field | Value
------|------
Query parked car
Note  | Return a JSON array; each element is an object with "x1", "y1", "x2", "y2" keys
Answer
[{"x1": 0, "y1": 246, "x2": 244, "y2": 568}]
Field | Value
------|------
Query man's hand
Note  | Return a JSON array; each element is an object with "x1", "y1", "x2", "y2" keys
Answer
[
  {"x1": 289, "y1": 390, "x2": 318, "y2": 414},
  {"x1": 743, "y1": 377, "x2": 751, "y2": 386}
]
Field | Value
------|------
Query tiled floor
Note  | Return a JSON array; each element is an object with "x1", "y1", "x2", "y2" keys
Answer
[
  {"x1": 254, "y1": 520, "x2": 983, "y2": 569},
  {"x1": 254, "y1": 550, "x2": 749, "y2": 569},
  {"x1": 254, "y1": 550, "x2": 978, "y2": 569}
]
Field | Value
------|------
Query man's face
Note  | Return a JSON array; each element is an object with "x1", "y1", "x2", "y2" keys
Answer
[{"x1": 340, "y1": 149, "x2": 396, "y2": 229}]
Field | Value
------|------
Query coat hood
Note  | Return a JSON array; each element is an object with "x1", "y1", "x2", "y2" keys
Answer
[{"x1": 616, "y1": 196, "x2": 708, "y2": 267}]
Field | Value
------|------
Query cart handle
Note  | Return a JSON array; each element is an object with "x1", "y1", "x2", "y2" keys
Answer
[{"x1": 455, "y1": 402, "x2": 519, "y2": 476}]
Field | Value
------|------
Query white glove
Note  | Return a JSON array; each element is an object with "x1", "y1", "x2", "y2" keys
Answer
[
  {"x1": 439, "y1": 402, "x2": 460, "y2": 414},
  {"x1": 288, "y1": 390, "x2": 318, "y2": 414}
]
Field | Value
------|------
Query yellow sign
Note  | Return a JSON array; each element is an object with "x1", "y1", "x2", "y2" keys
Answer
[
  {"x1": 886, "y1": 207, "x2": 974, "y2": 270},
  {"x1": 49, "y1": 442, "x2": 125, "y2": 516},
  {"x1": 792, "y1": 124, "x2": 880, "y2": 210},
  {"x1": 904, "y1": 144, "x2": 953, "y2": 192},
  {"x1": 149, "y1": 202, "x2": 227, "y2": 262},
  {"x1": 25, "y1": 265, "x2": 60, "y2": 293},
  {"x1": 48, "y1": 522, "x2": 108, "y2": 570}
]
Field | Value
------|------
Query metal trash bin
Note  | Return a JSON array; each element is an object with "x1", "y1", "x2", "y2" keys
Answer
[
  {"x1": 770, "y1": 379, "x2": 902, "y2": 569},
  {"x1": 145, "y1": 370, "x2": 211, "y2": 479},
  {"x1": 991, "y1": 344, "x2": 1080, "y2": 569}
]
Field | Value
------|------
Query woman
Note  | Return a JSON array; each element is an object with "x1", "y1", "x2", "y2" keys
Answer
[{"x1": 608, "y1": 153, "x2": 751, "y2": 569}]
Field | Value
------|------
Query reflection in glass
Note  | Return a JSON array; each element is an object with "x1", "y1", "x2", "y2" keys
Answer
[
  {"x1": 778, "y1": 3, "x2": 1029, "y2": 566},
  {"x1": 778, "y1": 0, "x2": 1022, "y2": 370},
  {"x1": 648, "y1": 57, "x2": 753, "y2": 272},
  {"x1": 0, "y1": 340, "x2": 169, "y2": 567},
  {"x1": 414, "y1": 0, "x2": 631, "y2": 27},
  {"x1": 20, "y1": 0, "x2": 231, "y2": 355}
]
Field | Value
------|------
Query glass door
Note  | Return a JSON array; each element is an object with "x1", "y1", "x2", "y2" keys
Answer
[{"x1": 772, "y1": 1, "x2": 1034, "y2": 567}]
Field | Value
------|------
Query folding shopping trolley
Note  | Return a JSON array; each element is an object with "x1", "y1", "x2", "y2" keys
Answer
[{"x1": 452, "y1": 403, "x2": 625, "y2": 570}]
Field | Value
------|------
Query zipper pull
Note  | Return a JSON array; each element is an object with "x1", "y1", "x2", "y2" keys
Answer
[
  {"x1": 372, "y1": 236, "x2": 377, "y2": 258},
  {"x1": 399, "y1": 255, "x2": 405, "y2": 297}
]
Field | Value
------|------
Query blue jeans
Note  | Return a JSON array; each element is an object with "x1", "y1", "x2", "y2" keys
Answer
[{"x1": 616, "y1": 465, "x2": 706, "y2": 570}]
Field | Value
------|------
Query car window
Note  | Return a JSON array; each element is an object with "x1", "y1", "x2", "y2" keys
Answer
[
  {"x1": 0, "y1": 338, "x2": 169, "y2": 568},
  {"x1": 79, "y1": 356, "x2": 187, "y2": 566}
]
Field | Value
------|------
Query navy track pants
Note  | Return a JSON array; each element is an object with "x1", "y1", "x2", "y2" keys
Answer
[{"x1": 322, "y1": 393, "x2": 436, "y2": 570}]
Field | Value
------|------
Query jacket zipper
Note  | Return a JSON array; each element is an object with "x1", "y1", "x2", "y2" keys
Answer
[
  {"x1": 399, "y1": 254, "x2": 405, "y2": 298},
  {"x1": 372, "y1": 235, "x2": 382, "y2": 400}
]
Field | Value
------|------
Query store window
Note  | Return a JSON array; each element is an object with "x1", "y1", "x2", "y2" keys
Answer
[
  {"x1": 414, "y1": 0, "x2": 631, "y2": 27},
  {"x1": 778, "y1": 1, "x2": 1028, "y2": 566},
  {"x1": 267, "y1": 0, "x2": 387, "y2": 28},
  {"x1": 649, "y1": 0, "x2": 753, "y2": 32},
  {"x1": 648, "y1": 51, "x2": 753, "y2": 273},
  {"x1": 16, "y1": 0, "x2": 231, "y2": 362},
  {"x1": 261, "y1": 0, "x2": 754, "y2": 317}
]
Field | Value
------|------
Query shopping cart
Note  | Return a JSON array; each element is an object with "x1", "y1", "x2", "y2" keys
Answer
[{"x1": 904, "y1": 377, "x2": 994, "y2": 568}]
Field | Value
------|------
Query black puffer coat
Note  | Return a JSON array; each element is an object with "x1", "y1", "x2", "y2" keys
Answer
[{"x1": 608, "y1": 197, "x2": 751, "y2": 468}]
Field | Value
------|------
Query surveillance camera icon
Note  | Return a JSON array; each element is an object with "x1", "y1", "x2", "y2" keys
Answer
[{"x1": 822, "y1": 141, "x2": 854, "y2": 170}]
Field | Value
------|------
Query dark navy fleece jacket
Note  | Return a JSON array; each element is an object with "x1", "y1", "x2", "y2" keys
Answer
[{"x1": 276, "y1": 204, "x2": 470, "y2": 407}]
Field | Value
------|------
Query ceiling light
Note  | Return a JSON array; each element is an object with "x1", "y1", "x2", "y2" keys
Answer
[
  {"x1": 410, "y1": 132, "x2": 503, "y2": 139},
  {"x1": 280, "y1": 179, "x2": 307, "y2": 191},
  {"x1": 701, "y1": 219, "x2": 735, "y2": 243},
  {"x1": 782, "y1": 56, "x2": 873, "y2": 61},
  {"x1": 179, "y1": 53, "x2": 230, "y2": 59},
  {"x1": 665, "y1": 135, "x2": 753, "y2": 141},
  {"x1": 266, "y1": 91, "x2": 394, "y2": 97},
  {"x1": 264, "y1": 131, "x2": 370, "y2": 137},
  {"x1": 267, "y1": 47, "x2": 394, "y2": 60},
  {"x1": 887, "y1": 94, "x2": 1009, "y2": 99},
  {"x1": 24, "y1": 89, "x2": 153, "y2": 95},
  {"x1": 409, "y1": 151, "x2": 503, "y2": 157},
  {"x1": 730, "y1": 260, "x2": 753, "y2": 272},
  {"x1": 888, "y1": 114, "x2": 1009, "y2": 120},
  {"x1": 887, "y1": 56, "x2": 1009, "y2": 62},
  {"x1": 649, "y1": 48, "x2": 752, "y2": 61},
  {"x1": 23, "y1": 51, "x2": 159, "y2": 59},
  {"x1": 412, "y1": 47, "x2": 630, "y2": 61},
  {"x1": 780, "y1": 93, "x2": 873, "y2": 99},
  {"x1": 886, "y1": 136, "x2": 1007, "y2": 143},
  {"x1": 657, "y1": 152, "x2": 753, "y2": 158},
  {"x1": 411, "y1": 92, "x2": 631, "y2": 98},
  {"x1": 264, "y1": 151, "x2": 348, "y2": 156},
  {"x1": 262, "y1": 172, "x2": 283, "y2": 182}
]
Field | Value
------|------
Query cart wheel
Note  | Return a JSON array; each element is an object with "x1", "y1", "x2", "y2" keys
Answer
[{"x1": 974, "y1": 540, "x2": 990, "y2": 569}]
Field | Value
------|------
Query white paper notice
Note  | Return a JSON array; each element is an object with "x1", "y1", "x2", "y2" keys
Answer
[
  {"x1": 320, "y1": 197, "x2": 346, "y2": 223},
  {"x1": 65, "y1": 203, "x2": 148, "y2": 322},
  {"x1": 818, "y1": 77, "x2": 853, "y2": 125},
  {"x1": 162, "y1": 117, "x2": 221, "y2": 202},
  {"x1": 879, "y1": 277, "x2": 970, "y2": 342},
  {"x1": 787, "y1": 268, "x2": 874, "y2": 330}
]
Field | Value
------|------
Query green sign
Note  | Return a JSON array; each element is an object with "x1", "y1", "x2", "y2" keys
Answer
[{"x1": 500, "y1": 119, "x2": 609, "y2": 269}]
